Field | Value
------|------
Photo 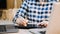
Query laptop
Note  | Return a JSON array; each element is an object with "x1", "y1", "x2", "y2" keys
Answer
[{"x1": 0, "y1": 11, "x2": 18, "y2": 33}]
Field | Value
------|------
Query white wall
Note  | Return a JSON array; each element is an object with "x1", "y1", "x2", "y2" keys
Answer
[{"x1": 46, "y1": 2, "x2": 60, "y2": 34}]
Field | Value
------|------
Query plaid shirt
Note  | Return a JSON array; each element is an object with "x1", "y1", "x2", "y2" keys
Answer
[{"x1": 13, "y1": 0, "x2": 57, "y2": 25}]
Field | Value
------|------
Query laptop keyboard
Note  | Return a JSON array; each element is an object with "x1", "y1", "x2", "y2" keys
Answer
[
  {"x1": 0, "y1": 25, "x2": 6, "y2": 32},
  {"x1": 0, "y1": 20, "x2": 18, "y2": 33}
]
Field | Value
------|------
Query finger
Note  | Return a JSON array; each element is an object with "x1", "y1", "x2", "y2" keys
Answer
[
  {"x1": 22, "y1": 21, "x2": 27, "y2": 26},
  {"x1": 19, "y1": 19, "x2": 28, "y2": 26},
  {"x1": 22, "y1": 19, "x2": 28, "y2": 26},
  {"x1": 18, "y1": 20, "x2": 26, "y2": 26},
  {"x1": 44, "y1": 24, "x2": 47, "y2": 27}
]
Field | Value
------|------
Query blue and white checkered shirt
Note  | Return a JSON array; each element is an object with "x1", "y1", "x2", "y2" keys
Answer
[{"x1": 13, "y1": 0, "x2": 57, "y2": 26}]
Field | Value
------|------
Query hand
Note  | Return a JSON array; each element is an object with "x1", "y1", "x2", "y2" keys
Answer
[
  {"x1": 16, "y1": 18, "x2": 28, "y2": 26},
  {"x1": 38, "y1": 21, "x2": 48, "y2": 27}
]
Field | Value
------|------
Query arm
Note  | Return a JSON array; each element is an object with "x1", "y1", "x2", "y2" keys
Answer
[
  {"x1": 13, "y1": 0, "x2": 28, "y2": 26},
  {"x1": 39, "y1": 0, "x2": 58, "y2": 27}
]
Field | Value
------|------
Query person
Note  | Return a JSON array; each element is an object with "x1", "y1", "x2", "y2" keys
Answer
[{"x1": 13, "y1": 0, "x2": 57, "y2": 34}]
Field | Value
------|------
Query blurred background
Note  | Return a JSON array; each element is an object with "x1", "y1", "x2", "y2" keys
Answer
[
  {"x1": 0, "y1": 0, "x2": 23, "y2": 21},
  {"x1": 0, "y1": 0, "x2": 60, "y2": 34}
]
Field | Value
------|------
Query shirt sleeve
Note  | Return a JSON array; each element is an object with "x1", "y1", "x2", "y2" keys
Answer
[
  {"x1": 42, "y1": 0, "x2": 58, "y2": 24},
  {"x1": 13, "y1": 0, "x2": 28, "y2": 23}
]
